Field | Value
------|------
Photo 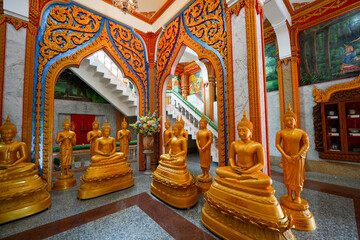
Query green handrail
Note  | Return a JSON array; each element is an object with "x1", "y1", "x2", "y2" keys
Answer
[
  {"x1": 170, "y1": 90, "x2": 218, "y2": 131},
  {"x1": 53, "y1": 140, "x2": 137, "y2": 152}
]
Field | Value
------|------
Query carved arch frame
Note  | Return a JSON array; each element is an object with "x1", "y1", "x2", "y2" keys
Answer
[
  {"x1": 156, "y1": 22, "x2": 227, "y2": 167},
  {"x1": 33, "y1": 3, "x2": 148, "y2": 189}
]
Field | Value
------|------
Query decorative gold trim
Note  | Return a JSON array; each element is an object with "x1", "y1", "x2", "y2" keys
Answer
[
  {"x1": 313, "y1": 75, "x2": 360, "y2": 103},
  {"x1": 0, "y1": 16, "x2": 5, "y2": 123}
]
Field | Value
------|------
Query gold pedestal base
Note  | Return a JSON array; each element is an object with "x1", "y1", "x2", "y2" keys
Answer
[
  {"x1": 53, "y1": 172, "x2": 77, "y2": 190},
  {"x1": 201, "y1": 202, "x2": 295, "y2": 240},
  {"x1": 196, "y1": 175, "x2": 212, "y2": 194},
  {"x1": 280, "y1": 195, "x2": 316, "y2": 231},
  {"x1": 0, "y1": 176, "x2": 51, "y2": 224},
  {"x1": 77, "y1": 162, "x2": 134, "y2": 199},
  {"x1": 150, "y1": 180, "x2": 198, "y2": 209}
]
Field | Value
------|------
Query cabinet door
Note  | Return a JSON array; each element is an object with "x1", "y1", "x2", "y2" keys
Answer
[
  {"x1": 345, "y1": 101, "x2": 360, "y2": 154},
  {"x1": 323, "y1": 103, "x2": 342, "y2": 152}
]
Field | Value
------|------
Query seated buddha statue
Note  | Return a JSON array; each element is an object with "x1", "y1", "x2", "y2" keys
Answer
[
  {"x1": 201, "y1": 111, "x2": 294, "y2": 240},
  {"x1": 0, "y1": 116, "x2": 51, "y2": 224},
  {"x1": 78, "y1": 119, "x2": 134, "y2": 199},
  {"x1": 151, "y1": 120, "x2": 198, "y2": 209}
]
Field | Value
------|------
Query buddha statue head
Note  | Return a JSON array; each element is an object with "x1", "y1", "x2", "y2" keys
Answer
[
  {"x1": 101, "y1": 119, "x2": 111, "y2": 137},
  {"x1": 284, "y1": 104, "x2": 296, "y2": 128},
  {"x1": 165, "y1": 117, "x2": 171, "y2": 129},
  {"x1": 121, "y1": 118, "x2": 128, "y2": 129},
  {"x1": 199, "y1": 114, "x2": 208, "y2": 129},
  {"x1": 92, "y1": 117, "x2": 100, "y2": 130},
  {"x1": 0, "y1": 116, "x2": 17, "y2": 143},
  {"x1": 172, "y1": 121, "x2": 182, "y2": 137},
  {"x1": 237, "y1": 110, "x2": 253, "y2": 140},
  {"x1": 180, "y1": 116, "x2": 185, "y2": 128},
  {"x1": 62, "y1": 116, "x2": 71, "y2": 131}
]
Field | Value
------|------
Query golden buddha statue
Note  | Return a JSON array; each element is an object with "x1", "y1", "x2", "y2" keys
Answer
[
  {"x1": 151, "y1": 120, "x2": 198, "y2": 209},
  {"x1": 276, "y1": 104, "x2": 316, "y2": 231},
  {"x1": 163, "y1": 117, "x2": 173, "y2": 154},
  {"x1": 0, "y1": 116, "x2": 51, "y2": 224},
  {"x1": 196, "y1": 115, "x2": 213, "y2": 194},
  {"x1": 53, "y1": 116, "x2": 77, "y2": 190},
  {"x1": 78, "y1": 119, "x2": 134, "y2": 199},
  {"x1": 201, "y1": 111, "x2": 294, "y2": 240},
  {"x1": 87, "y1": 117, "x2": 102, "y2": 157},
  {"x1": 117, "y1": 118, "x2": 131, "y2": 160},
  {"x1": 179, "y1": 116, "x2": 188, "y2": 140}
]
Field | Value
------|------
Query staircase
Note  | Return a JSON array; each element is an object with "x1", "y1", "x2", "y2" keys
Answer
[
  {"x1": 166, "y1": 91, "x2": 219, "y2": 162},
  {"x1": 69, "y1": 51, "x2": 138, "y2": 116}
]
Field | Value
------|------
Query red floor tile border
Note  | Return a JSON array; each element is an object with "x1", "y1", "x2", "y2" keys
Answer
[{"x1": 2, "y1": 192, "x2": 214, "y2": 240}]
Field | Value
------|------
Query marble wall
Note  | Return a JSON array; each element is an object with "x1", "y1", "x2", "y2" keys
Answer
[
  {"x1": 231, "y1": 8, "x2": 249, "y2": 141},
  {"x1": 53, "y1": 99, "x2": 118, "y2": 146},
  {"x1": 267, "y1": 91, "x2": 281, "y2": 157},
  {"x1": 2, "y1": 23, "x2": 26, "y2": 141}
]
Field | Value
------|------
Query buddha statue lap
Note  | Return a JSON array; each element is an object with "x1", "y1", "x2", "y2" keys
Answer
[
  {"x1": 151, "y1": 120, "x2": 198, "y2": 209},
  {"x1": 0, "y1": 117, "x2": 51, "y2": 224},
  {"x1": 201, "y1": 111, "x2": 294, "y2": 240},
  {"x1": 78, "y1": 120, "x2": 134, "y2": 199}
]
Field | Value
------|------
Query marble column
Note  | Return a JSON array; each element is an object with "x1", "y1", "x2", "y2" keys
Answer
[
  {"x1": 228, "y1": 0, "x2": 269, "y2": 174},
  {"x1": 2, "y1": 23, "x2": 26, "y2": 141}
]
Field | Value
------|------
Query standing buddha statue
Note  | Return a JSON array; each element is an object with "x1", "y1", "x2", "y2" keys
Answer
[
  {"x1": 196, "y1": 115, "x2": 213, "y2": 193},
  {"x1": 201, "y1": 111, "x2": 294, "y2": 240},
  {"x1": 53, "y1": 116, "x2": 77, "y2": 190},
  {"x1": 163, "y1": 117, "x2": 173, "y2": 154},
  {"x1": 78, "y1": 119, "x2": 134, "y2": 199},
  {"x1": 151, "y1": 120, "x2": 198, "y2": 209},
  {"x1": 87, "y1": 117, "x2": 102, "y2": 157},
  {"x1": 117, "y1": 118, "x2": 131, "y2": 160},
  {"x1": 276, "y1": 104, "x2": 316, "y2": 231},
  {"x1": 0, "y1": 116, "x2": 51, "y2": 224}
]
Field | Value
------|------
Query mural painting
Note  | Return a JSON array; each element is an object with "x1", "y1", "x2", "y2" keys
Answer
[
  {"x1": 189, "y1": 71, "x2": 204, "y2": 100},
  {"x1": 299, "y1": 9, "x2": 360, "y2": 86},
  {"x1": 265, "y1": 42, "x2": 278, "y2": 92},
  {"x1": 55, "y1": 69, "x2": 108, "y2": 103},
  {"x1": 172, "y1": 76, "x2": 181, "y2": 94}
]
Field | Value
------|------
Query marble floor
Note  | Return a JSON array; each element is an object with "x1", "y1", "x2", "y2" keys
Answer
[{"x1": 1, "y1": 153, "x2": 360, "y2": 240}]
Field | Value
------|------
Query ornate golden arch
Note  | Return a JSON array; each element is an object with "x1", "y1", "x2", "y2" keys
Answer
[
  {"x1": 36, "y1": 9, "x2": 147, "y2": 188},
  {"x1": 157, "y1": 23, "x2": 227, "y2": 166}
]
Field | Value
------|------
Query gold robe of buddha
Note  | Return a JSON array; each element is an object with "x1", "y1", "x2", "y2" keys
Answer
[
  {"x1": 87, "y1": 117, "x2": 102, "y2": 157},
  {"x1": 0, "y1": 116, "x2": 51, "y2": 224},
  {"x1": 151, "y1": 120, "x2": 198, "y2": 209},
  {"x1": 117, "y1": 118, "x2": 131, "y2": 160},
  {"x1": 276, "y1": 104, "x2": 316, "y2": 231},
  {"x1": 201, "y1": 111, "x2": 294, "y2": 240},
  {"x1": 78, "y1": 119, "x2": 134, "y2": 199}
]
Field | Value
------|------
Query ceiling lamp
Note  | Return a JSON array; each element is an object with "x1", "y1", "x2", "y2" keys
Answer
[{"x1": 113, "y1": 0, "x2": 138, "y2": 14}]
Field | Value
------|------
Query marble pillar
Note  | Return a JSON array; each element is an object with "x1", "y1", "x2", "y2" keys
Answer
[{"x1": 3, "y1": 23, "x2": 26, "y2": 141}]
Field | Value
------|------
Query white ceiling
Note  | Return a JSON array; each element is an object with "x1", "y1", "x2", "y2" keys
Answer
[{"x1": 136, "y1": 0, "x2": 168, "y2": 13}]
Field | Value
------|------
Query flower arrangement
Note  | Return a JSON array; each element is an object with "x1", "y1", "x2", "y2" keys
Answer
[{"x1": 130, "y1": 112, "x2": 161, "y2": 136}]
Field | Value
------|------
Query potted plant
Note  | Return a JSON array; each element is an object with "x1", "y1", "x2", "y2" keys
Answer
[{"x1": 130, "y1": 112, "x2": 161, "y2": 150}]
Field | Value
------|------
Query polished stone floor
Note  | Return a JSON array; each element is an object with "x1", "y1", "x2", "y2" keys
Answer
[{"x1": 1, "y1": 153, "x2": 359, "y2": 240}]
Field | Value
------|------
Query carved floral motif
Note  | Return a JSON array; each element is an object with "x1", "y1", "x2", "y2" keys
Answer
[
  {"x1": 184, "y1": 0, "x2": 227, "y2": 59},
  {"x1": 156, "y1": 17, "x2": 180, "y2": 82},
  {"x1": 108, "y1": 21, "x2": 147, "y2": 82}
]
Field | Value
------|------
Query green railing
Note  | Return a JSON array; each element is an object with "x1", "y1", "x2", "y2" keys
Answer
[
  {"x1": 53, "y1": 140, "x2": 137, "y2": 152},
  {"x1": 167, "y1": 90, "x2": 218, "y2": 131}
]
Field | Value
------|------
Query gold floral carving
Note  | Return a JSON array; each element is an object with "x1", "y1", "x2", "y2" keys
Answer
[
  {"x1": 184, "y1": 0, "x2": 227, "y2": 59},
  {"x1": 156, "y1": 23, "x2": 226, "y2": 166},
  {"x1": 108, "y1": 21, "x2": 147, "y2": 82},
  {"x1": 156, "y1": 17, "x2": 180, "y2": 82},
  {"x1": 293, "y1": 0, "x2": 348, "y2": 24},
  {"x1": 313, "y1": 75, "x2": 360, "y2": 103},
  {"x1": 34, "y1": 5, "x2": 102, "y2": 170}
]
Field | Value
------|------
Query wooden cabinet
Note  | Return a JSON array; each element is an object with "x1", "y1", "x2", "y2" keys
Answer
[
  {"x1": 314, "y1": 91, "x2": 360, "y2": 162},
  {"x1": 321, "y1": 101, "x2": 360, "y2": 154}
]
